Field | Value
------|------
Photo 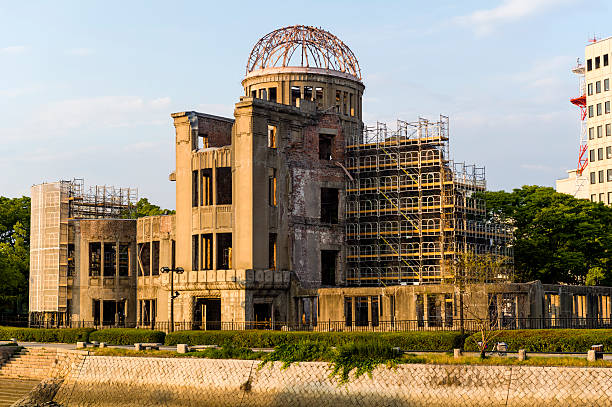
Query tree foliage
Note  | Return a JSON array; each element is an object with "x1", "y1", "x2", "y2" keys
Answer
[
  {"x1": 122, "y1": 198, "x2": 175, "y2": 218},
  {"x1": 480, "y1": 185, "x2": 612, "y2": 285}
]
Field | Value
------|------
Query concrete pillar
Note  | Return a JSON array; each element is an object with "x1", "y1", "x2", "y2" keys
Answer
[
  {"x1": 368, "y1": 296, "x2": 372, "y2": 328},
  {"x1": 453, "y1": 349, "x2": 462, "y2": 359},
  {"x1": 518, "y1": 349, "x2": 526, "y2": 361}
]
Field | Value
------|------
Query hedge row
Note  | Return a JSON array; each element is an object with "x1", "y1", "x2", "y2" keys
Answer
[
  {"x1": 0, "y1": 327, "x2": 94, "y2": 343},
  {"x1": 89, "y1": 329, "x2": 165, "y2": 345},
  {"x1": 464, "y1": 329, "x2": 612, "y2": 353},
  {"x1": 164, "y1": 330, "x2": 467, "y2": 351}
]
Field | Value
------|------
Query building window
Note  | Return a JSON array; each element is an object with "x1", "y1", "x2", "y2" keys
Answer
[
  {"x1": 268, "y1": 233, "x2": 277, "y2": 270},
  {"x1": 607, "y1": 102, "x2": 611, "y2": 114},
  {"x1": 597, "y1": 103, "x2": 602, "y2": 116},
  {"x1": 608, "y1": 192, "x2": 612, "y2": 204},
  {"x1": 606, "y1": 54, "x2": 610, "y2": 67},
  {"x1": 321, "y1": 188, "x2": 339, "y2": 224},
  {"x1": 596, "y1": 56, "x2": 601, "y2": 69},
  {"x1": 89, "y1": 242, "x2": 101, "y2": 277},
  {"x1": 321, "y1": 250, "x2": 338, "y2": 286},
  {"x1": 598, "y1": 125, "x2": 603, "y2": 138},
  {"x1": 268, "y1": 125, "x2": 277, "y2": 148},
  {"x1": 201, "y1": 234, "x2": 213, "y2": 270},
  {"x1": 589, "y1": 105, "x2": 594, "y2": 117},
  {"x1": 137, "y1": 242, "x2": 150, "y2": 276},
  {"x1": 608, "y1": 124, "x2": 612, "y2": 137},
  {"x1": 151, "y1": 241, "x2": 160, "y2": 276},
  {"x1": 590, "y1": 149, "x2": 595, "y2": 162},
  {"x1": 597, "y1": 81, "x2": 602, "y2": 93},
  {"x1": 344, "y1": 297, "x2": 352, "y2": 327},
  {"x1": 319, "y1": 134, "x2": 334, "y2": 160},
  {"x1": 216, "y1": 233, "x2": 232, "y2": 270},
  {"x1": 303, "y1": 86, "x2": 313, "y2": 100},
  {"x1": 268, "y1": 168, "x2": 277, "y2": 206},
  {"x1": 192, "y1": 235, "x2": 199, "y2": 271},
  {"x1": 291, "y1": 86, "x2": 301, "y2": 107},
  {"x1": 606, "y1": 79, "x2": 610, "y2": 91},
  {"x1": 103, "y1": 243, "x2": 116, "y2": 277},
  {"x1": 201, "y1": 169, "x2": 212, "y2": 206},
  {"x1": 119, "y1": 244, "x2": 129, "y2": 277},
  {"x1": 589, "y1": 127, "x2": 595, "y2": 139},
  {"x1": 588, "y1": 83, "x2": 593, "y2": 95},
  {"x1": 599, "y1": 170, "x2": 604, "y2": 183},
  {"x1": 590, "y1": 172, "x2": 596, "y2": 184},
  {"x1": 598, "y1": 148, "x2": 604, "y2": 160},
  {"x1": 608, "y1": 169, "x2": 612, "y2": 182},
  {"x1": 192, "y1": 170, "x2": 199, "y2": 207},
  {"x1": 600, "y1": 193, "x2": 605, "y2": 202},
  {"x1": 67, "y1": 244, "x2": 75, "y2": 276},
  {"x1": 607, "y1": 146, "x2": 612, "y2": 159},
  {"x1": 216, "y1": 167, "x2": 232, "y2": 205},
  {"x1": 587, "y1": 59, "x2": 593, "y2": 71},
  {"x1": 591, "y1": 194, "x2": 596, "y2": 202}
]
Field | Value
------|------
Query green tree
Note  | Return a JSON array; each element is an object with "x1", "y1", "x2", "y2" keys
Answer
[
  {"x1": 0, "y1": 222, "x2": 29, "y2": 314},
  {"x1": 122, "y1": 198, "x2": 175, "y2": 218},
  {"x1": 0, "y1": 196, "x2": 30, "y2": 244},
  {"x1": 480, "y1": 186, "x2": 612, "y2": 285}
]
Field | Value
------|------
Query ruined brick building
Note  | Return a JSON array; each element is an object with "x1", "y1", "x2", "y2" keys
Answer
[{"x1": 30, "y1": 26, "x2": 612, "y2": 330}]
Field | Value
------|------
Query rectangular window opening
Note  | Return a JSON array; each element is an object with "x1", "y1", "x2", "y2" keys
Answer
[
  {"x1": 269, "y1": 233, "x2": 277, "y2": 270},
  {"x1": 201, "y1": 234, "x2": 213, "y2": 270},
  {"x1": 596, "y1": 81, "x2": 601, "y2": 93},
  {"x1": 588, "y1": 83, "x2": 593, "y2": 95},
  {"x1": 321, "y1": 188, "x2": 339, "y2": 224},
  {"x1": 201, "y1": 169, "x2": 213, "y2": 206},
  {"x1": 89, "y1": 242, "x2": 101, "y2": 277},
  {"x1": 103, "y1": 242, "x2": 116, "y2": 277},
  {"x1": 192, "y1": 170, "x2": 199, "y2": 207},
  {"x1": 589, "y1": 127, "x2": 595, "y2": 139},
  {"x1": 597, "y1": 103, "x2": 602, "y2": 116},
  {"x1": 119, "y1": 244, "x2": 129, "y2": 277},
  {"x1": 268, "y1": 168, "x2": 277, "y2": 206},
  {"x1": 599, "y1": 170, "x2": 604, "y2": 183},
  {"x1": 67, "y1": 243, "x2": 75, "y2": 276},
  {"x1": 605, "y1": 54, "x2": 610, "y2": 67},
  {"x1": 371, "y1": 296, "x2": 379, "y2": 327},
  {"x1": 344, "y1": 297, "x2": 352, "y2": 327},
  {"x1": 590, "y1": 172, "x2": 596, "y2": 184},
  {"x1": 192, "y1": 235, "x2": 199, "y2": 271},
  {"x1": 303, "y1": 86, "x2": 313, "y2": 100},
  {"x1": 216, "y1": 167, "x2": 232, "y2": 205},
  {"x1": 598, "y1": 148, "x2": 604, "y2": 160},
  {"x1": 319, "y1": 134, "x2": 334, "y2": 160},
  {"x1": 606, "y1": 102, "x2": 611, "y2": 114},
  {"x1": 291, "y1": 86, "x2": 301, "y2": 107},
  {"x1": 268, "y1": 125, "x2": 277, "y2": 148},
  {"x1": 137, "y1": 242, "x2": 150, "y2": 276},
  {"x1": 268, "y1": 87, "x2": 277, "y2": 103},
  {"x1": 587, "y1": 59, "x2": 593, "y2": 71},
  {"x1": 216, "y1": 233, "x2": 232, "y2": 270},
  {"x1": 151, "y1": 241, "x2": 160, "y2": 276},
  {"x1": 321, "y1": 250, "x2": 338, "y2": 286},
  {"x1": 596, "y1": 56, "x2": 601, "y2": 69},
  {"x1": 590, "y1": 149, "x2": 595, "y2": 162},
  {"x1": 605, "y1": 79, "x2": 610, "y2": 91}
]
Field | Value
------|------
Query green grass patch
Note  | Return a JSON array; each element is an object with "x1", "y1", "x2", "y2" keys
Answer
[
  {"x1": 165, "y1": 330, "x2": 466, "y2": 351},
  {"x1": 0, "y1": 326, "x2": 94, "y2": 343},
  {"x1": 89, "y1": 328, "x2": 165, "y2": 345},
  {"x1": 259, "y1": 340, "x2": 333, "y2": 369},
  {"x1": 463, "y1": 329, "x2": 612, "y2": 353}
]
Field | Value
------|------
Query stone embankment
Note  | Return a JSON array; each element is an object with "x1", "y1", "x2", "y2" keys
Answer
[{"x1": 2, "y1": 346, "x2": 612, "y2": 406}]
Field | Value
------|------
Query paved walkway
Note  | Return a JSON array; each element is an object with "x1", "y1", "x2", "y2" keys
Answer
[{"x1": 0, "y1": 378, "x2": 39, "y2": 407}]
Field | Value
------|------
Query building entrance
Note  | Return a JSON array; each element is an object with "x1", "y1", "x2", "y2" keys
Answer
[{"x1": 193, "y1": 298, "x2": 221, "y2": 330}]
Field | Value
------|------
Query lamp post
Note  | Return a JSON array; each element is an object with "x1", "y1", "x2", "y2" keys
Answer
[{"x1": 160, "y1": 266, "x2": 184, "y2": 332}]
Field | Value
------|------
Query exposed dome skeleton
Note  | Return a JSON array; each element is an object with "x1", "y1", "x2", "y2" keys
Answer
[{"x1": 246, "y1": 25, "x2": 362, "y2": 80}]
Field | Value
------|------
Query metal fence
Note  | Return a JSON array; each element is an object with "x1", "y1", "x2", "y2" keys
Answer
[{"x1": 12, "y1": 317, "x2": 612, "y2": 333}]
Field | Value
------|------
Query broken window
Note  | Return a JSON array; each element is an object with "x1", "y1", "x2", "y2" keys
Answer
[
  {"x1": 67, "y1": 243, "x2": 75, "y2": 276},
  {"x1": 335, "y1": 90, "x2": 341, "y2": 112},
  {"x1": 349, "y1": 93, "x2": 354, "y2": 116},
  {"x1": 151, "y1": 241, "x2": 160, "y2": 276},
  {"x1": 268, "y1": 169, "x2": 277, "y2": 206},
  {"x1": 343, "y1": 91, "x2": 348, "y2": 115},
  {"x1": 217, "y1": 233, "x2": 232, "y2": 270},
  {"x1": 304, "y1": 86, "x2": 313, "y2": 100},
  {"x1": 319, "y1": 134, "x2": 334, "y2": 160},
  {"x1": 137, "y1": 242, "x2": 150, "y2": 276},
  {"x1": 344, "y1": 297, "x2": 352, "y2": 326},
  {"x1": 269, "y1": 233, "x2": 277, "y2": 270},
  {"x1": 201, "y1": 169, "x2": 213, "y2": 206},
  {"x1": 260, "y1": 88, "x2": 267, "y2": 100},
  {"x1": 315, "y1": 87, "x2": 324, "y2": 106},
  {"x1": 321, "y1": 188, "x2": 339, "y2": 224},
  {"x1": 89, "y1": 242, "x2": 101, "y2": 277},
  {"x1": 416, "y1": 294, "x2": 424, "y2": 327},
  {"x1": 103, "y1": 242, "x2": 116, "y2": 277},
  {"x1": 216, "y1": 167, "x2": 232, "y2": 205},
  {"x1": 139, "y1": 299, "x2": 156, "y2": 326},
  {"x1": 192, "y1": 234, "x2": 199, "y2": 271},
  {"x1": 371, "y1": 296, "x2": 379, "y2": 327},
  {"x1": 321, "y1": 250, "x2": 337, "y2": 285},
  {"x1": 118, "y1": 244, "x2": 129, "y2": 277},
  {"x1": 427, "y1": 295, "x2": 442, "y2": 327},
  {"x1": 268, "y1": 87, "x2": 277, "y2": 103},
  {"x1": 251, "y1": 89, "x2": 257, "y2": 98},
  {"x1": 355, "y1": 297, "x2": 369, "y2": 327},
  {"x1": 93, "y1": 299, "x2": 100, "y2": 325},
  {"x1": 192, "y1": 170, "x2": 199, "y2": 207},
  {"x1": 291, "y1": 86, "x2": 301, "y2": 106},
  {"x1": 268, "y1": 125, "x2": 277, "y2": 148},
  {"x1": 201, "y1": 234, "x2": 213, "y2": 270}
]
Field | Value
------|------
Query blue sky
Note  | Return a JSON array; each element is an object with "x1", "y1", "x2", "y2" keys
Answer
[{"x1": 1, "y1": 0, "x2": 609, "y2": 209}]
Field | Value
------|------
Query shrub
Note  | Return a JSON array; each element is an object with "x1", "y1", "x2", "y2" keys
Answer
[
  {"x1": 165, "y1": 330, "x2": 465, "y2": 351},
  {"x1": 0, "y1": 326, "x2": 94, "y2": 343},
  {"x1": 463, "y1": 329, "x2": 612, "y2": 353},
  {"x1": 259, "y1": 340, "x2": 332, "y2": 369},
  {"x1": 89, "y1": 328, "x2": 165, "y2": 345},
  {"x1": 192, "y1": 341, "x2": 262, "y2": 360},
  {"x1": 330, "y1": 342, "x2": 404, "y2": 384}
]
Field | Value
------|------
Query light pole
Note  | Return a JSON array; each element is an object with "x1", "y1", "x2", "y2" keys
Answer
[{"x1": 160, "y1": 266, "x2": 184, "y2": 332}]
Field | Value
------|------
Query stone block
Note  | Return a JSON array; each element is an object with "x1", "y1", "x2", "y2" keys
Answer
[
  {"x1": 587, "y1": 350, "x2": 596, "y2": 362},
  {"x1": 177, "y1": 344, "x2": 189, "y2": 354},
  {"x1": 134, "y1": 343, "x2": 142, "y2": 351},
  {"x1": 99, "y1": 342, "x2": 106, "y2": 348},
  {"x1": 76, "y1": 342, "x2": 86, "y2": 348},
  {"x1": 91, "y1": 341, "x2": 99, "y2": 347},
  {"x1": 518, "y1": 349, "x2": 526, "y2": 361},
  {"x1": 454, "y1": 349, "x2": 462, "y2": 359}
]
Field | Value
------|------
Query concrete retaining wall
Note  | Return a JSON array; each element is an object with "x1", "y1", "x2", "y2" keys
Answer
[{"x1": 49, "y1": 354, "x2": 612, "y2": 406}]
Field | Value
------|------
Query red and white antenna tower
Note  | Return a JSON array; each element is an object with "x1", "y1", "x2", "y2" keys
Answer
[{"x1": 570, "y1": 58, "x2": 588, "y2": 196}]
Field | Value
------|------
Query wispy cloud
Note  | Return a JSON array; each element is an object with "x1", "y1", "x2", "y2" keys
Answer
[
  {"x1": 0, "y1": 45, "x2": 27, "y2": 54},
  {"x1": 455, "y1": 0, "x2": 580, "y2": 35},
  {"x1": 65, "y1": 48, "x2": 94, "y2": 56}
]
